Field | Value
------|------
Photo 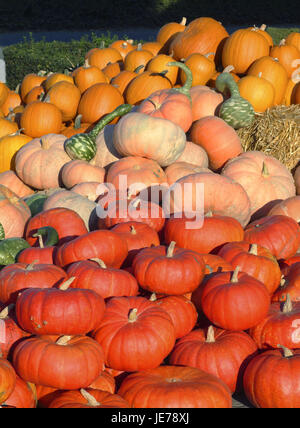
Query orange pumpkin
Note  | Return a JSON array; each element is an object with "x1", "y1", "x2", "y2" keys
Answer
[
  {"x1": 0, "y1": 131, "x2": 32, "y2": 174},
  {"x1": 46, "y1": 81, "x2": 81, "y2": 122},
  {"x1": 124, "y1": 44, "x2": 153, "y2": 72},
  {"x1": 124, "y1": 71, "x2": 172, "y2": 106},
  {"x1": 72, "y1": 59, "x2": 108, "y2": 94},
  {"x1": 291, "y1": 81, "x2": 300, "y2": 104},
  {"x1": 86, "y1": 45, "x2": 123, "y2": 70},
  {"x1": 141, "y1": 42, "x2": 163, "y2": 56},
  {"x1": 145, "y1": 54, "x2": 178, "y2": 86},
  {"x1": 109, "y1": 40, "x2": 135, "y2": 60},
  {"x1": 270, "y1": 39, "x2": 300, "y2": 78},
  {"x1": 61, "y1": 115, "x2": 91, "y2": 138},
  {"x1": 0, "y1": 83, "x2": 9, "y2": 107},
  {"x1": 20, "y1": 100, "x2": 63, "y2": 138},
  {"x1": 0, "y1": 117, "x2": 19, "y2": 138},
  {"x1": 156, "y1": 17, "x2": 187, "y2": 53},
  {"x1": 77, "y1": 83, "x2": 124, "y2": 124},
  {"x1": 24, "y1": 85, "x2": 45, "y2": 105},
  {"x1": 1, "y1": 90, "x2": 22, "y2": 116},
  {"x1": 43, "y1": 72, "x2": 74, "y2": 93},
  {"x1": 181, "y1": 53, "x2": 216, "y2": 86},
  {"x1": 222, "y1": 28, "x2": 270, "y2": 74},
  {"x1": 247, "y1": 56, "x2": 288, "y2": 105},
  {"x1": 189, "y1": 116, "x2": 243, "y2": 171},
  {"x1": 247, "y1": 24, "x2": 273, "y2": 49},
  {"x1": 286, "y1": 32, "x2": 300, "y2": 51},
  {"x1": 283, "y1": 78, "x2": 299, "y2": 106},
  {"x1": 20, "y1": 72, "x2": 47, "y2": 102},
  {"x1": 102, "y1": 61, "x2": 123, "y2": 81},
  {"x1": 237, "y1": 74, "x2": 275, "y2": 112},
  {"x1": 110, "y1": 66, "x2": 144, "y2": 96}
]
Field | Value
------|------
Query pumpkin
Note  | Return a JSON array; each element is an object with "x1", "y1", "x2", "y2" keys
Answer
[
  {"x1": 48, "y1": 388, "x2": 129, "y2": 408},
  {"x1": 109, "y1": 39, "x2": 135, "y2": 60},
  {"x1": 181, "y1": 53, "x2": 216, "y2": 87},
  {"x1": 132, "y1": 241, "x2": 205, "y2": 295},
  {"x1": 12, "y1": 335, "x2": 105, "y2": 390},
  {"x1": 54, "y1": 229, "x2": 128, "y2": 269},
  {"x1": 0, "y1": 117, "x2": 18, "y2": 139},
  {"x1": 25, "y1": 207, "x2": 88, "y2": 246},
  {"x1": 0, "y1": 83, "x2": 9, "y2": 108},
  {"x1": 61, "y1": 160, "x2": 105, "y2": 189},
  {"x1": 142, "y1": 42, "x2": 163, "y2": 57},
  {"x1": 86, "y1": 44, "x2": 123, "y2": 71},
  {"x1": 249, "y1": 296, "x2": 300, "y2": 350},
  {"x1": 166, "y1": 171, "x2": 251, "y2": 228},
  {"x1": 218, "y1": 241, "x2": 282, "y2": 295},
  {"x1": 207, "y1": 65, "x2": 240, "y2": 88},
  {"x1": 1, "y1": 90, "x2": 22, "y2": 117},
  {"x1": 169, "y1": 17, "x2": 229, "y2": 64},
  {"x1": 17, "y1": 226, "x2": 58, "y2": 265},
  {"x1": 247, "y1": 56, "x2": 288, "y2": 106},
  {"x1": 149, "y1": 294, "x2": 198, "y2": 339},
  {"x1": 237, "y1": 73, "x2": 275, "y2": 112},
  {"x1": 291, "y1": 81, "x2": 300, "y2": 104},
  {"x1": 0, "y1": 185, "x2": 31, "y2": 239},
  {"x1": 123, "y1": 44, "x2": 153, "y2": 73},
  {"x1": 243, "y1": 347, "x2": 300, "y2": 408},
  {"x1": 283, "y1": 78, "x2": 299, "y2": 106},
  {"x1": 24, "y1": 86, "x2": 45, "y2": 105},
  {"x1": 273, "y1": 262, "x2": 300, "y2": 302},
  {"x1": 102, "y1": 61, "x2": 123, "y2": 81},
  {"x1": 0, "y1": 262, "x2": 67, "y2": 304},
  {"x1": 43, "y1": 72, "x2": 74, "y2": 93},
  {"x1": 113, "y1": 112, "x2": 186, "y2": 167},
  {"x1": 286, "y1": 31, "x2": 300, "y2": 51},
  {"x1": 92, "y1": 296, "x2": 176, "y2": 371},
  {"x1": 20, "y1": 100, "x2": 63, "y2": 138},
  {"x1": 247, "y1": 24, "x2": 273, "y2": 48},
  {"x1": 106, "y1": 156, "x2": 167, "y2": 197},
  {"x1": 46, "y1": 81, "x2": 81, "y2": 122},
  {"x1": 165, "y1": 162, "x2": 211, "y2": 185},
  {"x1": 270, "y1": 39, "x2": 300, "y2": 78},
  {"x1": 0, "y1": 131, "x2": 32, "y2": 174},
  {"x1": 175, "y1": 141, "x2": 209, "y2": 167},
  {"x1": 77, "y1": 83, "x2": 124, "y2": 125},
  {"x1": 156, "y1": 17, "x2": 187, "y2": 53},
  {"x1": 89, "y1": 124, "x2": 121, "y2": 169},
  {"x1": 72, "y1": 59, "x2": 108, "y2": 94},
  {"x1": 222, "y1": 28, "x2": 270, "y2": 74},
  {"x1": 20, "y1": 72, "x2": 47, "y2": 102},
  {"x1": 0, "y1": 358, "x2": 16, "y2": 404},
  {"x1": 244, "y1": 215, "x2": 300, "y2": 260},
  {"x1": 124, "y1": 70, "x2": 172, "y2": 106},
  {"x1": 169, "y1": 326, "x2": 258, "y2": 393},
  {"x1": 201, "y1": 266, "x2": 270, "y2": 330},
  {"x1": 0, "y1": 171, "x2": 33, "y2": 199},
  {"x1": 146, "y1": 54, "x2": 179, "y2": 86},
  {"x1": 268, "y1": 196, "x2": 300, "y2": 224},
  {"x1": 72, "y1": 182, "x2": 104, "y2": 201},
  {"x1": 110, "y1": 66, "x2": 144, "y2": 96},
  {"x1": 221, "y1": 151, "x2": 296, "y2": 219},
  {"x1": 295, "y1": 166, "x2": 300, "y2": 195},
  {"x1": 61, "y1": 114, "x2": 91, "y2": 138},
  {"x1": 0, "y1": 305, "x2": 30, "y2": 360},
  {"x1": 15, "y1": 278, "x2": 106, "y2": 335},
  {"x1": 164, "y1": 212, "x2": 244, "y2": 255},
  {"x1": 136, "y1": 61, "x2": 192, "y2": 130},
  {"x1": 43, "y1": 189, "x2": 97, "y2": 231},
  {"x1": 65, "y1": 104, "x2": 132, "y2": 162},
  {"x1": 189, "y1": 115, "x2": 243, "y2": 170},
  {"x1": 117, "y1": 365, "x2": 232, "y2": 408},
  {"x1": 190, "y1": 85, "x2": 224, "y2": 121},
  {"x1": 66, "y1": 258, "x2": 139, "y2": 299},
  {"x1": 15, "y1": 133, "x2": 70, "y2": 190},
  {"x1": 215, "y1": 72, "x2": 255, "y2": 129},
  {"x1": 2, "y1": 375, "x2": 36, "y2": 408},
  {"x1": 110, "y1": 221, "x2": 160, "y2": 266}
]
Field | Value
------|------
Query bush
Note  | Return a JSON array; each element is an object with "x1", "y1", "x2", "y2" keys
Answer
[{"x1": 3, "y1": 32, "x2": 138, "y2": 89}]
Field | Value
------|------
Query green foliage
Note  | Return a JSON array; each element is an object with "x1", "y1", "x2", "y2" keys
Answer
[{"x1": 2, "y1": 32, "x2": 126, "y2": 89}]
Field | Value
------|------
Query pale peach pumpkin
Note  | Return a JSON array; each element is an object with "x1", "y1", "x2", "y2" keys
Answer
[
  {"x1": 90, "y1": 124, "x2": 121, "y2": 170},
  {"x1": 0, "y1": 185, "x2": 31, "y2": 238},
  {"x1": 165, "y1": 162, "x2": 212, "y2": 185},
  {"x1": 221, "y1": 151, "x2": 296, "y2": 219},
  {"x1": 268, "y1": 196, "x2": 300, "y2": 224},
  {"x1": 61, "y1": 160, "x2": 106, "y2": 189},
  {"x1": 175, "y1": 141, "x2": 209, "y2": 168},
  {"x1": 15, "y1": 133, "x2": 71, "y2": 190},
  {"x1": 0, "y1": 171, "x2": 34, "y2": 198},
  {"x1": 189, "y1": 116, "x2": 243, "y2": 171},
  {"x1": 72, "y1": 182, "x2": 105, "y2": 202},
  {"x1": 190, "y1": 86, "x2": 224, "y2": 122},
  {"x1": 113, "y1": 112, "x2": 186, "y2": 167},
  {"x1": 295, "y1": 166, "x2": 300, "y2": 195}
]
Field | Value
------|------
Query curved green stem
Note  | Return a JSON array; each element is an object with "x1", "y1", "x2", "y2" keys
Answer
[
  {"x1": 167, "y1": 61, "x2": 193, "y2": 102},
  {"x1": 32, "y1": 226, "x2": 59, "y2": 247}
]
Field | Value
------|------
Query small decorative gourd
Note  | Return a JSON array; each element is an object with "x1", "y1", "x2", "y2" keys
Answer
[
  {"x1": 64, "y1": 104, "x2": 133, "y2": 162},
  {"x1": 0, "y1": 223, "x2": 30, "y2": 266},
  {"x1": 216, "y1": 72, "x2": 255, "y2": 129}
]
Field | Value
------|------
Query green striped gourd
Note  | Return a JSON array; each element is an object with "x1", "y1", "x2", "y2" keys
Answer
[
  {"x1": 166, "y1": 61, "x2": 193, "y2": 103},
  {"x1": 216, "y1": 72, "x2": 255, "y2": 129},
  {"x1": 64, "y1": 104, "x2": 133, "y2": 162},
  {"x1": 0, "y1": 223, "x2": 30, "y2": 266}
]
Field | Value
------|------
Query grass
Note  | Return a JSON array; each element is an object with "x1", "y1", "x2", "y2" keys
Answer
[{"x1": 267, "y1": 27, "x2": 300, "y2": 44}]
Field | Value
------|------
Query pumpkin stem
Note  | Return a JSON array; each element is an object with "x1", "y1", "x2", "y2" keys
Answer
[
  {"x1": 205, "y1": 52, "x2": 215, "y2": 59},
  {"x1": 260, "y1": 24, "x2": 267, "y2": 31},
  {"x1": 0, "y1": 304, "x2": 14, "y2": 320},
  {"x1": 128, "y1": 308, "x2": 138, "y2": 322},
  {"x1": 136, "y1": 43, "x2": 143, "y2": 51},
  {"x1": 80, "y1": 389, "x2": 100, "y2": 407},
  {"x1": 26, "y1": 261, "x2": 38, "y2": 271},
  {"x1": 74, "y1": 114, "x2": 83, "y2": 129},
  {"x1": 206, "y1": 326, "x2": 216, "y2": 343},
  {"x1": 278, "y1": 344, "x2": 294, "y2": 358},
  {"x1": 134, "y1": 65, "x2": 145, "y2": 74},
  {"x1": 83, "y1": 58, "x2": 90, "y2": 68},
  {"x1": 59, "y1": 277, "x2": 76, "y2": 291},
  {"x1": 41, "y1": 137, "x2": 50, "y2": 150},
  {"x1": 249, "y1": 244, "x2": 258, "y2": 256},
  {"x1": 205, "y1": 210, "x2": 213, "y2": 218},
  {"x1": 90, "y1": 258, "x2": 107, "y2": 269},
  {"x1": 180, "y1": 17, "x2": 187, "y2": 26},
  {"x1": 166, "y1": 61, "x2": 193, "y2": 101},
  {"x1": 32, "y1": 226, "x2": 59, "y2": 247},
  {"x1": 56, "y1": 335, "x2": 72, "y2": 346},
  {"x1": 262, "y1": 162, "x2": 269, "y2": 177},
  {"x1": 149, "y1": 293, "x2": 157, "y2": 302},
  {"x1": 279, "y1": 39, "x2": 286, "y2": 46},
  {"x1": 231, "y1": 266, "x2": 241, "y2": 283},
  {"x1": 166, "y1": 241, "x2": 176, "y2": 258},
  {"x1": 282, "y1": 294, "x2": 293, "y2": 313},
  {"x1": 130, "y1": 225, "x2": 137, "y2": 235}
]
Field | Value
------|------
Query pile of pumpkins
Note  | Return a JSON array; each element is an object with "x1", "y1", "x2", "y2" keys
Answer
[{"x1": 0, "y1": 16, "x2": 299, "y2": 409}]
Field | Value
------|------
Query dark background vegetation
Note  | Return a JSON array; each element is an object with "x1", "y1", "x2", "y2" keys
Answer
[{"x1": 0, "y1": 0, "x2": 299, "y2": 31}]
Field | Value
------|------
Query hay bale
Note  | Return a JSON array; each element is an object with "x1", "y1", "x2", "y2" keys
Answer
[{"x1": 237, "y1": 105, "x2": 300, "y2": 171}]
